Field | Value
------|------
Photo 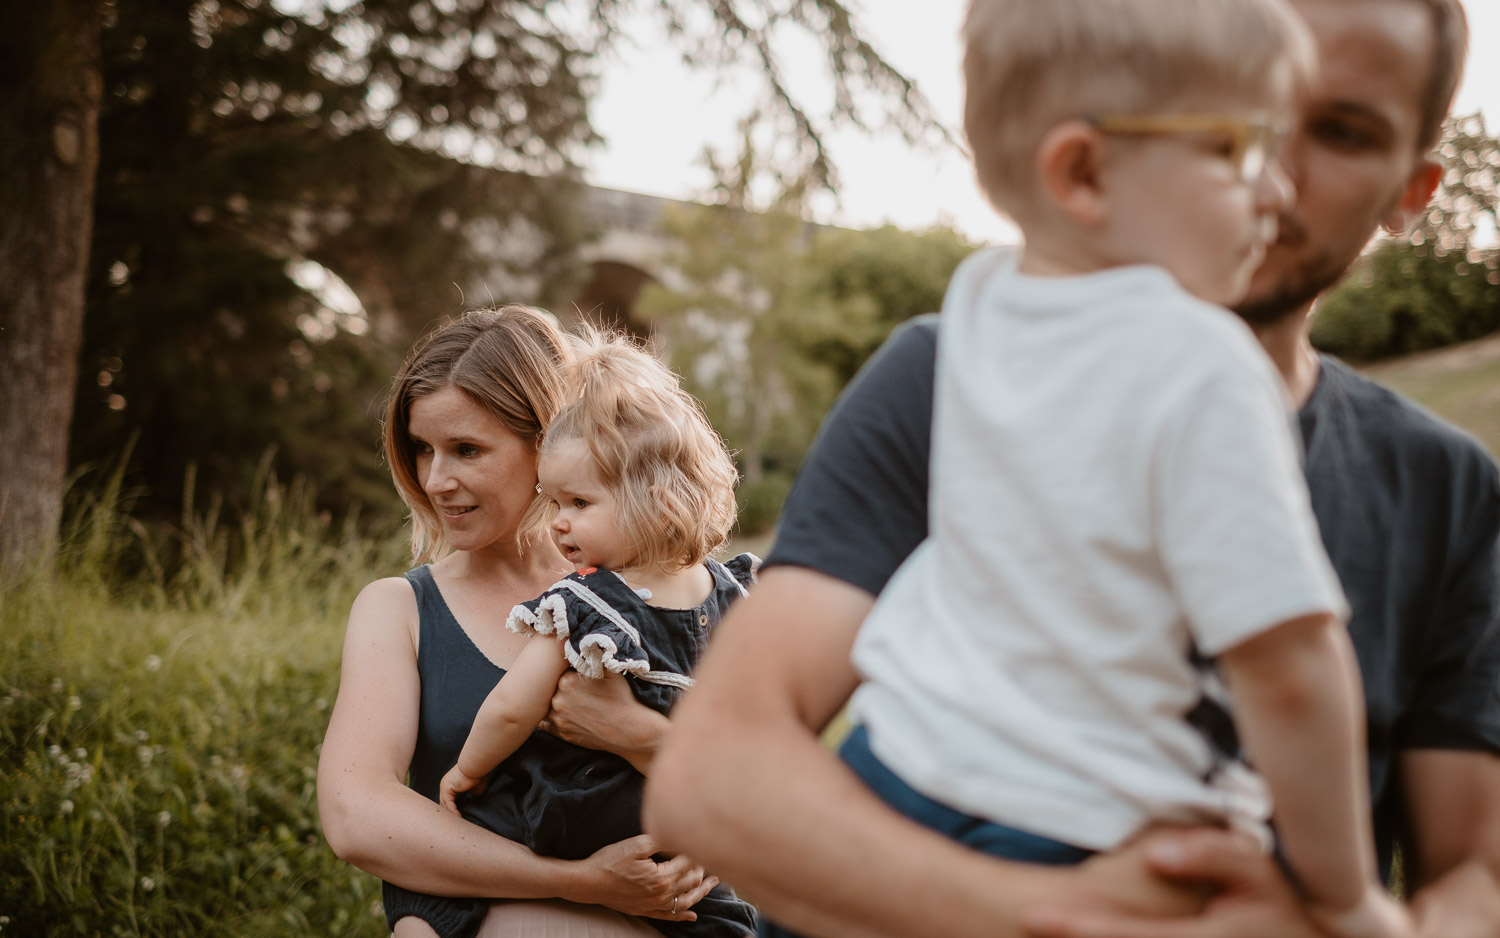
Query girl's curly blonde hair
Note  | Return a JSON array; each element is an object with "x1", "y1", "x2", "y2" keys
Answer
[{"x1": 544, "y1": 326, "x2": 739, "y2": 572}]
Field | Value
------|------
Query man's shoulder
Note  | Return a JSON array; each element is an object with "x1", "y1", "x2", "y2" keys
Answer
[
  {"x1": 825, "y1": 313, "x2": 941, "y2": 430},
  {"x1": 881, "y1": 313, "x2": 940, "y2": 364},
  {"x1": 1318, "y1": 355, "x2": 1500, "y2": 482}
]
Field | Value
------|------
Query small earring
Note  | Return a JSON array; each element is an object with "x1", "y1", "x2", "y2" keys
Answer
[{"x1": 535, "y1": 483, "x2": 543, "y2": 494}]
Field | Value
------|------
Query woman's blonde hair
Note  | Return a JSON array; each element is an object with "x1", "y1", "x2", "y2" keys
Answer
[
  {"x1": 543, "y1": 327, "x2": 739, "y2": 572},
  {"x1": 383, "y1": 305, "x2": 572, "y2": 563}
]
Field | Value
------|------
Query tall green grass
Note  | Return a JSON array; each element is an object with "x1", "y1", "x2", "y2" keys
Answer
[{"x1": 1, "y1": 461, "x2": 406, "y2": 936}]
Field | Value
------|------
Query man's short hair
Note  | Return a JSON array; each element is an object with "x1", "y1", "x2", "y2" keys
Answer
[
  {"x1": 1413, "y1": 0, "x2": 1468, "y2": 150},
  {"x1": 963, "y1": 0, "x2": 1315, "y2": 215}
]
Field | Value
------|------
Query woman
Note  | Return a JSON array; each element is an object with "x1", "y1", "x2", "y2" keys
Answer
[{"x1": 317, "y1": 306, "x2": 718, "y2": 936}]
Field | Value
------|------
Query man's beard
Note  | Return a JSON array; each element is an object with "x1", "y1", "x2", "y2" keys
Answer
[{"x1": 1233, "y1": 211, "x2": 1356, "y2": 327}]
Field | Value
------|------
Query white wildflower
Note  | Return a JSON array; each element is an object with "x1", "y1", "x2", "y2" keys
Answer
[
  {"x1": 135, "y1": 730, "x2": 149, "y2": 742},
  {"x1": 59, "y1": 799, "x2": 74, "y2": 815},
  {"x1": 137, "y1": 746, "x2": 154, "y2": 767},
  {"x1": 48, "y1": 745, "x2": 62, "y2": 759},
  {"x1": 144, "y1": 655, "x2": 162, "y2": 672},
  {"x1": 140, "y1": 876, "x2": 155, "y2": 892},
  {"x1": 157, "y1": 811, "x2": 171, "y2": 828},
  {"x1": 49, "y1": 678, "x2": 63, "y2": 693},
  {"x1": 67, "y1": 696, "x2": 81, "y2": 711},
  {"x1": 74, "y1": 748, "x2": 86, "y2": 760}
]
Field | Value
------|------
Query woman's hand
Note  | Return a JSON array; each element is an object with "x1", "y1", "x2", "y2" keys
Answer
[
  {"x1": 543, "y1": 671, "x2": 669, "y2": 774},
  {"x1": 567, "y1": 833, "x2": 719, "y2": 922},
  {"x1": 438, "y1": 764, "x2": 487, "y2": 815}
]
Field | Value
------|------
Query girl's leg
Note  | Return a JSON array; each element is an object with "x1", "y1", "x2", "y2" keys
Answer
[
  {"x1": 393, "y1": 916, "x2": 444, "y2": 938},
  {"x1": 476, "y1": 899, "x2": 659, "y2": 937}
]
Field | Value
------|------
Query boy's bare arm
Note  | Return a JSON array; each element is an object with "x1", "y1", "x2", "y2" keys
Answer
[{"x1": 1220, "y1": 612, "x2": 1406, "y2": 936}]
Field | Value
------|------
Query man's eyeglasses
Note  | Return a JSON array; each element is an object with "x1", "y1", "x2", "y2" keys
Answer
[{"x1": 1087, "y1": 112, "x2": 1287, "y2": 184}]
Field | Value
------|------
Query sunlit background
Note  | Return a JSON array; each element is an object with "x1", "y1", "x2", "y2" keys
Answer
[{"x1": 588, "y1": 0, "x2": 1500, "y2": 243}]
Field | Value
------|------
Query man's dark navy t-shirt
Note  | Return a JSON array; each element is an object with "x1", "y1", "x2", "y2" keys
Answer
[{"x1": 766, "y1": 314, "x2": 1500, "y2": 876}]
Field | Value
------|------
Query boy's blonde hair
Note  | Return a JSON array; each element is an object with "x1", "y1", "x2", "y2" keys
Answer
[
  {"x1": 384, "y1": 305, "x2": 572, "y2": 564},
  {"x1": 963, "y1": 0, "x2": 1316, "y2": 214},
  {"x1": 543, "y1": 327, "x2": 739, "y2": 572}
]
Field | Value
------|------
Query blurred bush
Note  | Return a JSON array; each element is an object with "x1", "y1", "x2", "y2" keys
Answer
[
  {"x1": 1314, "y1": 113, "x2": 1500, "y2": 362},
  {"x1": 735, "y1": 472, "x2": 796, "y2": 538}
]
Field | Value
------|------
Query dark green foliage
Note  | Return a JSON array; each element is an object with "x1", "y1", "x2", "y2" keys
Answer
[
  {"x1": 735, "y1": 471, "x2": 794, "y2": 537},
  {"x1": 802, "y1": 223, "x2": 971, "y2": 387},
  {"x1": 1312, "y1": 241, "x2": 1500, "y2": 361},
  {"x1": 70, "y1": 0, "x2": 938, "y2": 528},
  {"x1": 76, "y1": 0, "x2": 599, "y2": 522},
  {"x1": 1313, "y1": 113, "x2": 1500, "y2": 362}
]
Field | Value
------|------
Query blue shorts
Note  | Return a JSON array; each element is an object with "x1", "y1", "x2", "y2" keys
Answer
[
  {"x1": 758, "y1": 724, "x2": 1092, "y2": 938},
  {"x1": 838, "y1": 724, "x2": 1094, "y2": 865}
]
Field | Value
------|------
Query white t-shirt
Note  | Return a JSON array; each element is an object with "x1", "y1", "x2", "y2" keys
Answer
[{"x1": 849, "y1": 247, "x2": 1348, "y2": 850}]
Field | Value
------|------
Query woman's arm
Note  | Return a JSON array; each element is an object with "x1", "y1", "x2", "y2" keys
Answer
[
  {"x1": 442, "y1": 635, "x2": 570, "y2": 810},
  {"x1": 316, "y1": 578, "x2": 710, "y2": 916}
]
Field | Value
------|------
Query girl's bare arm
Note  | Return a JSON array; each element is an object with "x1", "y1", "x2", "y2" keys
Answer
[{"x1": 442, "y1": 636, "x2": 570, "y2": 806}]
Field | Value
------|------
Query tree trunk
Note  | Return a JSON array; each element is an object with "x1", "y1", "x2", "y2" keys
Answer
[{"x1": 0, "y1": 1, "x2": 102, "y2": 576}]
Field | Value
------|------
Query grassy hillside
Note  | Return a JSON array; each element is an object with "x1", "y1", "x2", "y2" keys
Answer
[{"x1": 1360, "y1": 332, "x2": 1500, "y2": 456}]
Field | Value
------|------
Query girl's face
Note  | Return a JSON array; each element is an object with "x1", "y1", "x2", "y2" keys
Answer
[
  {"x1": 407, "y1": 385, "x2": 539, "y2": 556},
  {"x1": 537, "y1": 437, "x2": 636, "y2": 573}
]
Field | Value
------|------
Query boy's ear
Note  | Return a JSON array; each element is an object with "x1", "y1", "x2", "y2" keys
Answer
[
  {"x1": 1380, "y1": 155, "x2": 1442, "y2": 235},
  {"x1": 1036, "y1": 120, "x2": 1108, "y2": 226}
]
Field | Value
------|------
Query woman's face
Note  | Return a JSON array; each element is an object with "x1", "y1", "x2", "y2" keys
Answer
[{"x1": 406, "y1": 385, "x2": 539, "y2": 555}]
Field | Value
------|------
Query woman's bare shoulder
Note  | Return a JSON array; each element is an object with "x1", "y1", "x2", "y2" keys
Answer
[
  {"x1": 345, "y1": 575, "x2": 421, "y2": 648},
  {"x1": 355, "y1": 574, "x2": 418, "y2": 605}
]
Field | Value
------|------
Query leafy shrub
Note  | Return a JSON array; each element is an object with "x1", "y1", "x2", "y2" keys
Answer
[{"x1": 1313, "y1": 240, "x2": 1500, "y2": 363}]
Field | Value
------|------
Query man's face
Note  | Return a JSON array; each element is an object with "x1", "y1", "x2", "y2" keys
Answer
[{"x1": 1235, "y1": 0, "x2": 1441, "y2": 324}]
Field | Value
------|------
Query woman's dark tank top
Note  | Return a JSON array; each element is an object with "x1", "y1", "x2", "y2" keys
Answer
[{"x1": 406, "y1": 564, "x2": 509, "y2": 801}]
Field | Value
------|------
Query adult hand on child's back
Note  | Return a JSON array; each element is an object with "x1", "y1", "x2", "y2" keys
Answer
[
  {"x1": 543, "y1": 671, "x2": 669, "y2": 773},
  {"x1": 1023, "y1": 827, "x2": 1327, "y2": 938},
  {"x1": 573, "y1": 833, "x2": 718, "y2": 922}
]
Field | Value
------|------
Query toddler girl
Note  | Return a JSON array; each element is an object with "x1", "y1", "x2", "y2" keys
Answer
[{"x1": 430, "y1": 327, "x2": 757, "y2": 938}]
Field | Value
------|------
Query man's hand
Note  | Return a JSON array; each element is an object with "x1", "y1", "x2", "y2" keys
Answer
[{"x1": 1024, "y1": 828, "x2": 1324, "y2": 938}]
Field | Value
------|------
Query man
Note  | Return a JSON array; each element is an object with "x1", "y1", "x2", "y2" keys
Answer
[{"x1": 643, "y1": 1, "x2": 1500, "y2": 937}]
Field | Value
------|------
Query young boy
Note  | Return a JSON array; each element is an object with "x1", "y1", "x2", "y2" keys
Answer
[{"x1": 844, "y1": 1, "x2": 1406, "y2": 936}]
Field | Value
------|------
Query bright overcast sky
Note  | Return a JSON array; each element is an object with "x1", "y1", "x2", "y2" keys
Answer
[{"x1": 583, "y1": 0, "x2": 1500, "y2": 245}]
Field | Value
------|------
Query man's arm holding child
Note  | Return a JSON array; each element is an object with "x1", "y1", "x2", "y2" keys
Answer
[
  {"x1": 648, "y1": 566, "x2": 1204, "y2": 938},
  {"x1": 1402, "y1": 751, "x2": 1500, "y2": 938}
]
